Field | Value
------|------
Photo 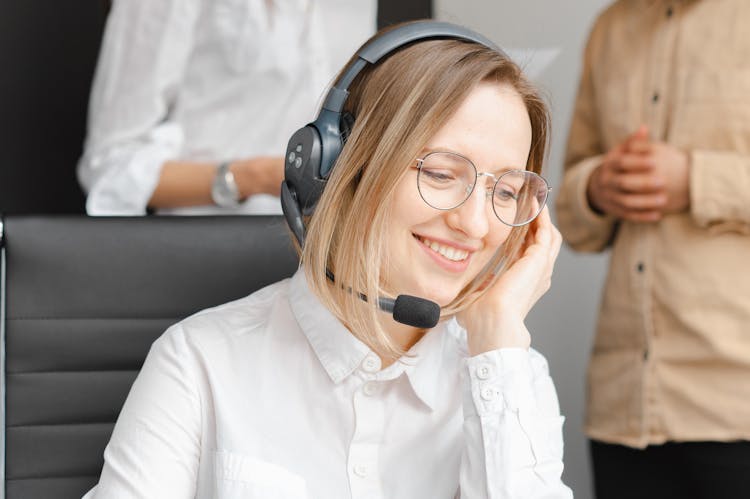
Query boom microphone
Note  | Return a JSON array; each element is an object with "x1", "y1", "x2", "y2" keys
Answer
[
  {"x1": 325, "y1": 269, "x2": 440, "y2": 329},
  {"x1": 378, "y1": 295, "x2": 441, "y2": 329}
]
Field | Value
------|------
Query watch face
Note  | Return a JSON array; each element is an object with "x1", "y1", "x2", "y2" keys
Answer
[{"x1": 212, "y1": 164, "x2": 241, "y2": 207}]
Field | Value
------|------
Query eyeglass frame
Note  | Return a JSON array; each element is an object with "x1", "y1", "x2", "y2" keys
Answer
[{"x1": 414, "y1": 151, "x2": 552, "y2": 227}]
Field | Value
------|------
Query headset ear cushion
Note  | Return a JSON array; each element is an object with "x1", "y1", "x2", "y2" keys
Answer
[{"x1": 340, "y1": 112, "x2": 355, "y2": 144}]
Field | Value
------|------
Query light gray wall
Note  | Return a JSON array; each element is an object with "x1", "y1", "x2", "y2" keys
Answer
[{"x1": 433, "y1": 1, "x2": 613, "y2": 498}]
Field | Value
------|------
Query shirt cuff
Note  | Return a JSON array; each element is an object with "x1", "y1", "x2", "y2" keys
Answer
[
  {"x1": 464, "y1": 348, "x2": 536, "y2": 417},
  {"x1": 556, "y1": 155, "x2": 618, "y2": 252},
  {"x1": 82, "y1": 122, "x2": 184, "y2": 215}
]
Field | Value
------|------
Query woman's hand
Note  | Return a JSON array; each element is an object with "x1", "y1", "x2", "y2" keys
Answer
[{"x1": 458, "y1": 206, "x2": 562, "y2": 355}]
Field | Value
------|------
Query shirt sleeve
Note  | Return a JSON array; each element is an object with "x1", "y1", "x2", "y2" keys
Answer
[
  {"x1": 458, "y1": 348, "x2": 573, "y2": 499},
  {"x1": 555, "y1": 17, "x2": 618, "y2": 253},
  {"x1": 690, "y1": 149, "x2": 750, "y2": 230},
  {"x1": 77, "y1": 0, "x2": 201, "y2": 215},
  {"x1": 82, "y1": 325, "x2": 202, "y2": 498}
]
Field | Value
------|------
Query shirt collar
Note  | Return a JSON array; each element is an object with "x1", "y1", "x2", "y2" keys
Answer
[
  {"x1": 288, "y1": 268, "x2": 452, "y2": 411},
  {"x1": 399, "y1": 320, "x2": 451, "y2": 411},
  {"x1": 288, "y1": 268, "x2": 371, "y2": 384}
]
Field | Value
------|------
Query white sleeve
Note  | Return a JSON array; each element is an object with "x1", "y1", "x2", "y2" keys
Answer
[
  {"x1": 82, "y1": 325, "x2": 202, "y2": 498},
  {"x1": 77, "y1": 0, "x2": 201, "y2": 215},
  {"x1": 458, "y1": 348, "x2": 573, "y2": 499}
]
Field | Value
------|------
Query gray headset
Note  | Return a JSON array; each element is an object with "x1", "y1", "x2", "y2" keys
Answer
[{"x1": 281, "y1": 20, "x2": 502, "y2": 246}]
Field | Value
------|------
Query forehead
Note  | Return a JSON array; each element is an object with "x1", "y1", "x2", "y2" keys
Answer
[{"x1": 422, "y1": 82, "x2": 532, "y2": 171}]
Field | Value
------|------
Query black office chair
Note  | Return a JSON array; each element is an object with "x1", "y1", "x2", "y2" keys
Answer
[{"x1": 0, "y1": 215, "x2": 299, "y2": 499}]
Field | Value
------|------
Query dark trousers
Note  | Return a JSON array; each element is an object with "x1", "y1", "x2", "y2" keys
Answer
[{"x1": 590, "y1": 439, "x2": 750, "y2": 499}]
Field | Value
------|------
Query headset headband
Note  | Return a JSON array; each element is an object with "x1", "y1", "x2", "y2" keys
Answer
[{"x1": 321, "y1": 21, "x2": 502, "y2": 115}]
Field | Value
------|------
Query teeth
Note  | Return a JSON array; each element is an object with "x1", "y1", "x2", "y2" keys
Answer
[{"x1": 420, "y1": 237, "x2": 469, "y2": 262}]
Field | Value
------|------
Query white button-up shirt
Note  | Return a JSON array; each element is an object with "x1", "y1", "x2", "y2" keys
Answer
[
  {"x1": 83, "y1": 270, "x2": 573, "y2": 498},
  {"x1": 77, "y1": 0, "x2": 375, "y2": 215}
]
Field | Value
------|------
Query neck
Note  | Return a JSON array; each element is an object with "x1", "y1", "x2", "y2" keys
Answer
[{"x1": 377, "y1": 314, "x2": 426, "y2": 368}]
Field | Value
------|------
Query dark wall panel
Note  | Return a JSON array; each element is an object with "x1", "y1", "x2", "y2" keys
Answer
[
  {"x1": 378, "y1": 0, "x2": 432, "y2": 28},
  {"x1": 0, "y1": 1, "x2": 110, "y2": 214}
]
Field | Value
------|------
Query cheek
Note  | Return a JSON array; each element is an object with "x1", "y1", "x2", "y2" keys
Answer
[
  {"x1": 468, "y1": 224, "x2": 512, "y2": 274},
  {"x1": 486, "y1": 222, "x2": 513, "y2": 251}
]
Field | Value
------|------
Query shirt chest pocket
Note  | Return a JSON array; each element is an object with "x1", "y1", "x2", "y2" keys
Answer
[
  {"x1": 213, "y1": 451, "x2": 309, "y2": 499},
  {"x1": 672, "y1": 68, "x2": 750, "y2": 150}
]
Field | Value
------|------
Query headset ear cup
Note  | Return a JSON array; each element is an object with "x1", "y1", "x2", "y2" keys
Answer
[
  {"x1": 285, "y1": 125, "x2": 324, "y2": 215},
  {"x1": 340, "y1": 112, "x2": 355, "y2": 144}
]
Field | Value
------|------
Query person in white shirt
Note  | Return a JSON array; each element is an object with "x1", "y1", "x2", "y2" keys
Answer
[
  {"x1": 77, "y1": 0, "x2": 375, "y2": 215},
  {"x1": 84, "y1": 22, "x2": 573, "y2": 498}
]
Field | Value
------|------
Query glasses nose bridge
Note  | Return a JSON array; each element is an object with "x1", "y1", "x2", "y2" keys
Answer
[{"x1": 471, "y1": 171, "x2": 498, "y2": 200}]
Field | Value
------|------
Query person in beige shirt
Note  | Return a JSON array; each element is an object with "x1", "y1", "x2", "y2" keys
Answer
[{"x1": 557, "y1": 1, "x2": 750, "y2": 497}]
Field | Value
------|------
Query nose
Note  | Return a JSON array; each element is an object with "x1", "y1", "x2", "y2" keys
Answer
[{"x1": 447, "y1": 177, "x2": 491, "y2": 239}]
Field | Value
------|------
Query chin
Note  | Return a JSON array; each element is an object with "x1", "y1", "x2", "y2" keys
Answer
[{"x1": 416, "y1": 285, "x2": 461, "y2": 308}]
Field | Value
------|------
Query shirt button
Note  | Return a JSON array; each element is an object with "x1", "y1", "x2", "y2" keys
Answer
[
  {"x1": 353, "y1": 464, "x2": 368, "y2": 477},
  {"x1": 363, "y1": 381, "x2": 379, "y2": 396},
  {"x1": 480, "y1": 386, "x2": 497, "y2": 401},
  {"x1": 476, "y1": 364, "x2": 493, "y2": 380},
  {"x1": 361, "y1": 355, "x2": 380, "y2": 373}
]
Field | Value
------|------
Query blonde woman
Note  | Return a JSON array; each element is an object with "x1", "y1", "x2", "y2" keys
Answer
[{"x1": 85, "y1": 22, "x2": 572, "y2": 498}]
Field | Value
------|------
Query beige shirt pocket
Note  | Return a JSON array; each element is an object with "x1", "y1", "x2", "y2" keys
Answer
[
  {"x1": 673, "y1": 67, "x2": 750, "y2": 150},
  {"x1": 214, "y1": 451, "x2": 309, "y2": 499}
]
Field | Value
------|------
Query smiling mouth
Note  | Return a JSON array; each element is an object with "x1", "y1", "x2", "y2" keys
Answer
[{"x1": 415, "y1": 235, "x2": 470, "y2": 262}]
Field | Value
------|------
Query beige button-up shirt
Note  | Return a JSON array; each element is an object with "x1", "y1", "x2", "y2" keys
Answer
[{"x1": 557, "y1": 0, "x2": 750, "y2": 448}]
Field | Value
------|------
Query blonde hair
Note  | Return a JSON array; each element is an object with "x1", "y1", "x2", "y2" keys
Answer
[{"x1": 301, "y1": 29, "x2": 550, "y2": 361}]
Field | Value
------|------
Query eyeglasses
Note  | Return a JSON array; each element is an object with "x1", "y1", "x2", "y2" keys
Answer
[{"x1": 415, "y1": 151, "x2": 550, "y2": 227}]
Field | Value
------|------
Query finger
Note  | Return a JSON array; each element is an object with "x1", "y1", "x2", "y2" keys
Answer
[
  {"x1": 625, "y1": 137, "x2": 652, "y2": 155},
  {"x1": 628, "y1": 124, "x2": 650, "y2": 142},
  {"x1": 550, "y1": 224, "x2": 563, "y2": 259},
  {"x1": 612, "y1": 172, "x2": 665, "y2": 193},
  {"x1": 612, "y1": 192, "x2": 667, "y2": 211},
  {"x1": 619, "y1": 209, "x2": 663, "y2": 223},
  {"x1": 530, "y1": 206, "x2": 553, "y2": 245},
  {"x1": 615, "y1": 153, "x2": 655, "y2": 172}
]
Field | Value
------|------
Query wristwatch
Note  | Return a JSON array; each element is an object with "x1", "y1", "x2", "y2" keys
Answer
[{"x1": 211, "y1": 162, "x2": 241, "y2": 208}]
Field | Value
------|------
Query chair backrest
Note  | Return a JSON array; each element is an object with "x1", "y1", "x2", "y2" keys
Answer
[{"x1": 0, "y1": 215, "x2": 299, "y2": 499}]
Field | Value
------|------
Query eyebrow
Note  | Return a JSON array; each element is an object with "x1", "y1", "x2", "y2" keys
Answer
[{"x1": 419, "y1": 147, "x2": 521, "y2": 175}]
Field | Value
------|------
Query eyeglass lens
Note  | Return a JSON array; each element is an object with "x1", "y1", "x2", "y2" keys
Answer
[{"x1": 416, "y1": 152, "x2": 548, "y2": 226}]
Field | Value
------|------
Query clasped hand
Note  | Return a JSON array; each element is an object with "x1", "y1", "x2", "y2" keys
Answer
[
  {"x1": 458, "y1": 207, "x2": 562, "y2": 355},
  {"x1": 587, "y1": 125, "x2": 690, "y2": 222}
]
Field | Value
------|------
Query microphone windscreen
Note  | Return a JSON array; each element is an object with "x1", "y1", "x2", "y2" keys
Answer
[{"x1": 392, "y1": 295, "x2": 441, "y2": 329}]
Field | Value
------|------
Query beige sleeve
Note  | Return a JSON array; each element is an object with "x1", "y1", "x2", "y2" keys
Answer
[
  {"x1": 556, "y1": 156, "x2": 618, "y2": 252},
  {"x1": 555, "y1": 18, "x2": 618, "y2": 253},
  {"x1": 690, "y1": 150, "x2": 750, "y2": 230}
]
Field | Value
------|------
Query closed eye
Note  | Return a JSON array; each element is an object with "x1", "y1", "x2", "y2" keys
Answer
[
  {"x1": 494, "y1": 186, "x2": 518, "y2": 201},
  {"x1": 421, "y1": 168, "x2": 457, "y2": 183}
]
